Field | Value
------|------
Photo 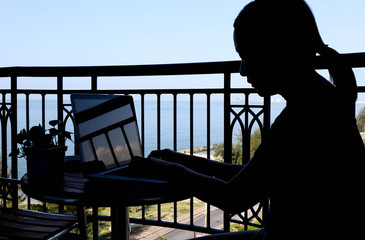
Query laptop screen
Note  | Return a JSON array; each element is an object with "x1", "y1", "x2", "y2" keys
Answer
[{"x1": 71, "y1": 94, "x2": 142, "y2": 170}]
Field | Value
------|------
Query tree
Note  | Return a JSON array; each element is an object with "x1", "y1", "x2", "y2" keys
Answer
[
  {"x1": 213, "y1": 128, "x2": 262, "y2": 164},
  {"x1": 356, "y1": 107, "x2": 365, "y2": 132}
]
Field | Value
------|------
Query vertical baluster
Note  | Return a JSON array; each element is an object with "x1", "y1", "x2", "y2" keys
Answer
[
  {"x1": 262, "y1": 96, "x2": 271, "y2": 225},
  {"x1": 10, "y1": 76, "x2": 18, "y2": 181},
  {"x1": 223, "y1": 72, "x2": 231, "y2": 232},
  {"x1": 158, "y1": 204, "x2": 162, "y2": 222},
  {"x1": 0, "y1": 94, "x2": 8, "y2": 177},
  {"x1": 157, "y1": 93, "x2": 161, "y2": 150},
  {"x1": 207, "y1": 93, "x2": 211, "y2": 160},
  {"x1": 206, "y1": 93, "x2": 212, "y2": 229},
  {"x1": 41, "y1": 94, "x2": 46, "y2": 128},
  {"x1": 174, "y1": 201, "x2": 178, "y2": 224},
  {"x1": 57, "y1": 76, "x2": 64, "y2": 146},
  {"x1": 92, "y1": 206, "x2": 99, "y2": 239},
  {"x1": 25, "y1": 94, "x2": 30, "y2": 132},
  {"x1": 190, "y1": 197, "x2": 194, "y2": 227},
  {"x1": 189, "y1": 93, "x2": 194, "y2": 227},
  {"x1": 55, "y1": 76, "x2": 63, "y2": 213},
  {"x1": 1, "y1": 94, "x2": 8, "y2": 178},
  {"x1": 141, "y1": 94, "x2": 145, "y2": 157},
  {"x1": 142, "y1": 205, "x2": 146, "y2": 220},
  {"x1": 91, "y1": 75, "x2": 97, "y2": 91},
  {"x1": 24, "y1": 94, "x2": 31, "y2": 210},
  {"x1": 189, "y1": 93, "x2": 194, "y2": 155},
  {"x1": 173, "y1": 93, "x2": 177, "y2": 152},
  {"x1": 173, "y1": 93, "x2": 178, "y2": 224},
  {"x1": 243, "y1": 93, "x2": 250, "y2": 164},
  {"x1": 156, "y1": 93, "x2": 162, "y2": 223}
]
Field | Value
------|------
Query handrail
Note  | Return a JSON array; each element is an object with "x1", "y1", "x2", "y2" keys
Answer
[
  {"x1": 0, "y1": 61, "x2": 240, "y2": 77},
  {"x1": 0, "y1": 52, "x2": 364, "y2": 77}
]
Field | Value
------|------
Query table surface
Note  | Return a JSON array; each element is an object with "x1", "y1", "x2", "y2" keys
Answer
[
  {"x1": 21, "y1": 170, "x2": 191, "y2": 207},
  {"x1": 21, "y1": 167, "x2": 192, "y2": 240},
  {"x1": 21, "y1": 171, "x2": 88, "y2": 205}
]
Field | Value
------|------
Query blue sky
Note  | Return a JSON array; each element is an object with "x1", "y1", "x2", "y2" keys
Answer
[{"x1": 1, "y1": 0, "x2": 365, "y2": 91}]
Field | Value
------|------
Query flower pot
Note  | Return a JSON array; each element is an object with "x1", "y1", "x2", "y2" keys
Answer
[{"x1": 24, "y1": 146, "x2": 67, "y2": 191}]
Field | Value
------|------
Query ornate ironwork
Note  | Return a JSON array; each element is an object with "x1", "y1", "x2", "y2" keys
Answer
[
  {"x1": 0, "y1": 177, "x2": 19, "y2": 208},
  {"x1": 0, "y1": 52, "x2": 364, "y2": 237}
]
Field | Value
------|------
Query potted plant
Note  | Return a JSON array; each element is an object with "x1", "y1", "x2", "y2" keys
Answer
[{"x1": 13, "y1": 120, "x2": 73, "y2": 191}]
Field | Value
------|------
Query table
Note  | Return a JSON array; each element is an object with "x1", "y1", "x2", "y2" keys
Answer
[
  {"x1": 21, "y1": 160, "x2": 191, "y2": 240},
  {"x1": 21, "y1": 171, "x2": 89, "y2": 239}
]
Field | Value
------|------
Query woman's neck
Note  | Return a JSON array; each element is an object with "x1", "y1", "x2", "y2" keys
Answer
[{"x1": 281, "y1": 68, "x2": 325, "y2": 104}]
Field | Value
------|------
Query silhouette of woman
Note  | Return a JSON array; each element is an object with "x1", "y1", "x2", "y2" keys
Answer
[{"x1": 132, "y1": 0, "x2": 365, "y2": 239}]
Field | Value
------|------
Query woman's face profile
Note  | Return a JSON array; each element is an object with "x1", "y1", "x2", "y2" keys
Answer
[{"x1": 234, "y1": 33, "x2": 284, "y2": 97}]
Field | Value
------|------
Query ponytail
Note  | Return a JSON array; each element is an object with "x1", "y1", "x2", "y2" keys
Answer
[
  {"x1": 317, "y1": 45, "x2": 357, "y2": 106},
  {"x1": 234, "y1": 0, "x2": 357, "y2": 110}
]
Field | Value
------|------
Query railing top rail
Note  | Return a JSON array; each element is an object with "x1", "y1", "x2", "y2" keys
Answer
[
  {"x1": 0, "y1": 52, "x2": 364, "y2": 78},
  {"x1": 0, "y1": 61, "x2": 240, "y2": 78}
]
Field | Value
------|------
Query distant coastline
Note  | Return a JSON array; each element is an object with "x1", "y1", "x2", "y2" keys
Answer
[{"x1": 177, "y1": 146, "x2": 215, "y2": 154}]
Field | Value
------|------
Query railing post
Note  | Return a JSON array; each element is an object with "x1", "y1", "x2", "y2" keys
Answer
[
  {"x1": 1, "y1": 95, "x2": 8, "y2": 178},
  {"x1": 157, "y1": 93, "x2": 161, "y2": 150},
  {"x1": 190, "y1": 93, "x2": 194, "y2": 155},
  {"x1": 262, "y1": 96, "x2": 271, "y2": 225},
  {"x1": 91, "y1": 75, "x2": 97, "y2": 91},
  {"x1": 10, "y1": 76, "x2": 18, "y2": 208},
  {"x1": 206, "y1": 93, "x2": 211, "y2": 159},
  {"x1": 223, "y1": 72, "x2": 232, "y2": 232},
  {"x1": 223, "y1": 73, "x2": 232, "y2": 164},
  {"x1": 57, "y1": 76, "x2": 65, "y2": 146},
  {"x1": 10, "y1": 76, "x2": 17, "y2": 180},
  {"x1": 141, "y1": 93, "x2": 145, "y2": 156},
  {"x1": 262, "y1": 96, "x2": 271, "y2": 142}
]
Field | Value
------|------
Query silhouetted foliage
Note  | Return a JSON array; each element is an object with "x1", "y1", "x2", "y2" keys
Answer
[
  {"x1": 356, "y1": 107, "x2": 365, "y2": 132},
  {"x1": 214, "y1": 129, "x2": 261, "y2": 164}
]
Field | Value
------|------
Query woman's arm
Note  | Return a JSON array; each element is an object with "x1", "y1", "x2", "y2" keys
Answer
[
  {"x1": 131, "y1": 155, "x2": 265, "y2": 214},
  {"x1": 148, "y1": 149, "x2": 244, "y2": 182}
]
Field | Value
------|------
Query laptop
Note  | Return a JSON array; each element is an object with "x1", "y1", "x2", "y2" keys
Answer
[{"x1": 71, "y1": 94, "x2": 167, "y2": 185}]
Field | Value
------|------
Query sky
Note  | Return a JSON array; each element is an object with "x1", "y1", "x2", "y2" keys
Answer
[{"x1": 1, "y1": 0, "x2": 365, "y2": 91}]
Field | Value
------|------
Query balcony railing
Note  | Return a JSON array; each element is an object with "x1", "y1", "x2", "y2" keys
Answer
[{"x1": 1, "y1": 52, "x2": 365, "y2": 238}]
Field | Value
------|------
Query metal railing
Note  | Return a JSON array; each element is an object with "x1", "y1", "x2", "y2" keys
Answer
[{"x1": 1, "y1": 52, "x2": 365, "y2": 238}]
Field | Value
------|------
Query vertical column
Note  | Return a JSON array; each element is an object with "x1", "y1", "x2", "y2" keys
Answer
[
  {"x1": 173, "y1": 93, "x2": 177, "y2": 152},
  {"x1": 111, "y1": 206, "x2": 129, "y2": 240},
  {"x1": 141, "y1": 94, "x2": 145, "y2": 156},
  {"x1": 206, "y1": 93, "x2": 211, "y2": 160},
  {"x1": 1, "y1": 94, "x2": 8, "y2": 178},
  {"x1": 189, "y1": 93, "x2": 194, "y2": 155},
  {"x1": 157, "y1": 93, "x2": 161, "y2": 150},
  {"x1": 223, "y1": 72, "x2": 231, "y2": 232},
  {"x1": 223, "y1": 73, "x2": 232, "y2": 164},
  {"x1": 10, "y1": 76, "x2": 18, "y2": 208},
  {"x1": 57, "y1": 76, "x2": 64, "y2": 146},
  {"x1": 10, "y1": 76, "x2": 17, "y2": 180},
  {"x1": 91, "y1": 75, "x2": 97, "y2": 92}
]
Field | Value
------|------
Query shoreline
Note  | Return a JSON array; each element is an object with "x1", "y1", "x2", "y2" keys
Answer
[
  {"x1": 177, "y1": 146, "x2": 218, "y2": 160},
  {"x1": 177, "y1": 146, "x2": 215, "y2": 154}
]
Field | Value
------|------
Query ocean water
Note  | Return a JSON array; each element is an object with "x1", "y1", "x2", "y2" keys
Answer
[{"x1": 6, "y1": 98, "x2": 365, "y2": 178}]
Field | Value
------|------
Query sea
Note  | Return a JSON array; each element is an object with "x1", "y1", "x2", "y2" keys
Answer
[{"x1": 4, "y1": 99, "x2": 365, "y2": 179}]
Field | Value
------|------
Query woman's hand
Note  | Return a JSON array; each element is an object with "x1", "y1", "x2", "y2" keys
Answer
[
  {"x1": 129, "y1": 156, "x2": 189, "y2": 183},
  {"x1": 148, "y1": 148, "x2": 177, "y2": 160}
]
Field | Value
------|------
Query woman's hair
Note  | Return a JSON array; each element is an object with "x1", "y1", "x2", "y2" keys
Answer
[{"x1": 234, "y1": 0, "x2": 357, "y2": 104}]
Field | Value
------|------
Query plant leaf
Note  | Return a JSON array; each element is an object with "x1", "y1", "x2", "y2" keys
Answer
[
  {"x1": 8, "y1": 148, "x2": 19, "y2": 157},
  {"x1": 48, "y1": 128, "x2": 59, "y2": 137},
  {"x1": 29, "y1": 125, "x2": 46, "y2": 147},
  {"x1": 16, "y1": 129, "x2": 28, "y2": 144},
  {"x1": 49, "y1": 120, "x2": 62, "y2": 127},
  {"x1": 63, "y1": 131, "x2": 73, "y2": 141}
]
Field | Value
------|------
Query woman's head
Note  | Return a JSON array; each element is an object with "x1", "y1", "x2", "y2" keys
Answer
[
  {"x1": 234, "y1": 0, "x2": 324, "y2": 59},
  {"x1": 233, "y1": 0, "x2": 326, "y2": 96}
]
